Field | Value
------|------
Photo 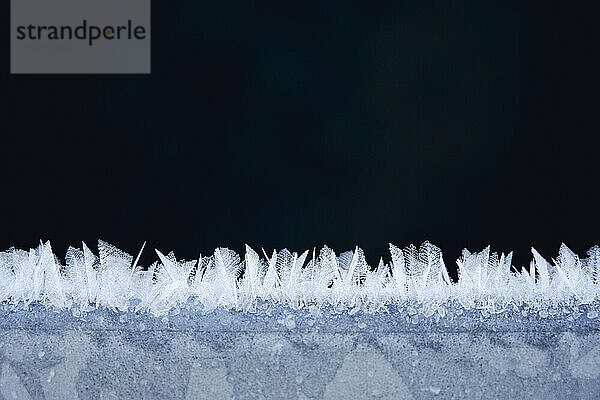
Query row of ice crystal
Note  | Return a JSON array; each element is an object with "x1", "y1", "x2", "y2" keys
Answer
[{"x1": 1, "y1": 240, "x2": 599, "y2": 316}]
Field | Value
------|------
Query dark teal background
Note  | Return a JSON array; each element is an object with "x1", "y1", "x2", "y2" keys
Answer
[{"x1": 2, "y1": 1, "x2": 597, "y2": 277}]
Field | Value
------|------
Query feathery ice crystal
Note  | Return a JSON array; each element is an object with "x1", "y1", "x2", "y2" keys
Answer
[{"x1": 1, "y1": 240, "x2": 599, "y2": 317}]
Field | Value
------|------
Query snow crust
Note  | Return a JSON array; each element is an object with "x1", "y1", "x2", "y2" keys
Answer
[{"x1": 1, "y1": 241, "x2": 599, "y2": 316}]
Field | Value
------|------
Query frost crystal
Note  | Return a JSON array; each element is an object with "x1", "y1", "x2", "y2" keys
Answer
[{"x1": 1, "y1": 241, "x2": 599, "y2": 316}]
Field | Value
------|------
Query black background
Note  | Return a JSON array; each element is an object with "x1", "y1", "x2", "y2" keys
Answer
[{"x1": 2, "y1": 1, "x2": 598, "y2": 278}]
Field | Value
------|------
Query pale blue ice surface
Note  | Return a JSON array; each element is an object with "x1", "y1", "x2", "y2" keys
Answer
[
  {"x1": 1, "y1": 302, "x2": 600, "y2": 399},
  {"x1": 2, "y1": 241, "x2": 600, "y2": 398}
]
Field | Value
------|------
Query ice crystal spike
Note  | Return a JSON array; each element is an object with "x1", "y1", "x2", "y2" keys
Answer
[{"x1": 1, "y1": 241, "x2": 600, "y2": 316}]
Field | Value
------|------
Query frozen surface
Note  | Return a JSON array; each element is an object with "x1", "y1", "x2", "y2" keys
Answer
[
  {"x1": 1, "y1": 304, "x2": 600, "y2": 399},
  {"x1": 2, "y1": 241, "x2": 600, "y2": 397}
]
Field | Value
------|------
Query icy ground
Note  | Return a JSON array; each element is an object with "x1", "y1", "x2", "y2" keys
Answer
[
  {"x1": 2, "y1": 241, "x2": 600, "y2": 398},
  {"x1": 1, "y1": 303, "x2": 600, "y2": 399}
]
